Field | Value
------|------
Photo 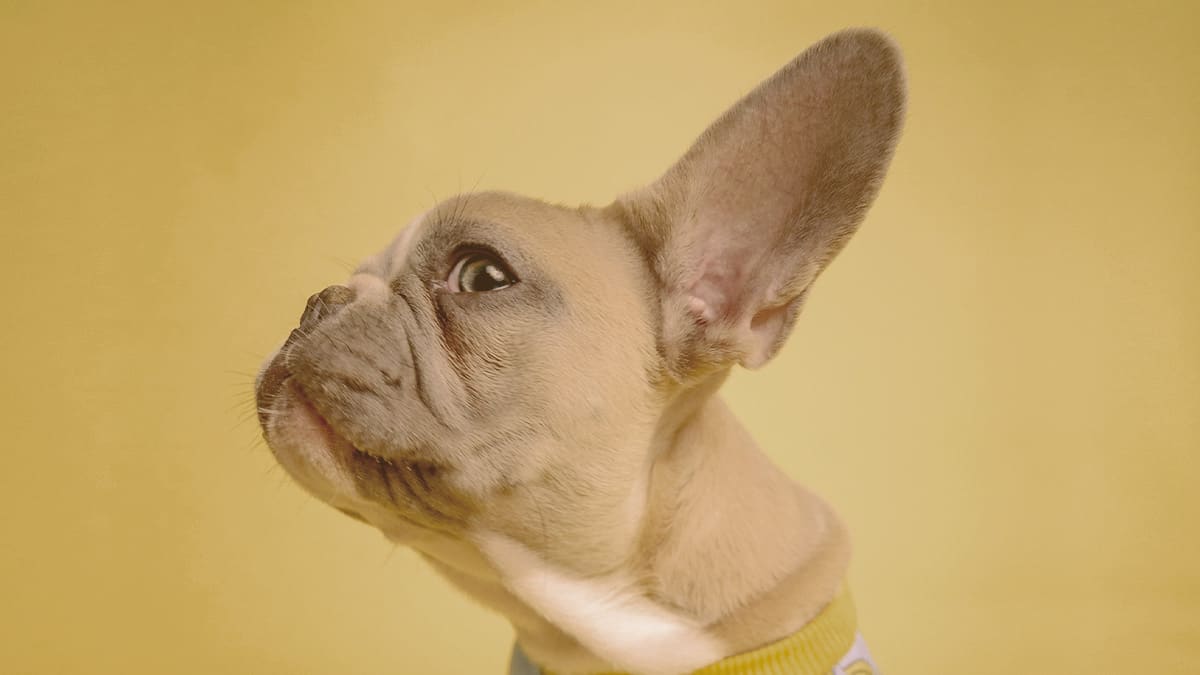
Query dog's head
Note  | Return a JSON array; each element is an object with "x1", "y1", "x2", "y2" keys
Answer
[{"x1": 256, "y1": 28, "x2": 905, "y2": 572}]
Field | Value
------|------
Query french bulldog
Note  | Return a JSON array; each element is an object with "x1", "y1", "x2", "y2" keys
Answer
[{"x1": 256, "y1": 28, "x2": 905, "y2": 675}]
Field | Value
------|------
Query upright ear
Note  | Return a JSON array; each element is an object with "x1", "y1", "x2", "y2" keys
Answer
[{"x1": 613, "y1": 29, "x2": 906, "y2": 379}]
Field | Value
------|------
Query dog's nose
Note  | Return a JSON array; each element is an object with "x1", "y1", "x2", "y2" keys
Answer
[{"x1": 298, "y1": 284, "x2": 355, "y2": 331}]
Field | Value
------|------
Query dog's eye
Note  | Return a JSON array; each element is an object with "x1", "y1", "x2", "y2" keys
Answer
[{"x1": 448, "y1": 251, "x2": 516, "y2": 293}]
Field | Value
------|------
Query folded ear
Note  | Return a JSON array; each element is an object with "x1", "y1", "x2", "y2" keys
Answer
[{"x1": 613, "y1": 29, "x2": 906, "y2": 379}]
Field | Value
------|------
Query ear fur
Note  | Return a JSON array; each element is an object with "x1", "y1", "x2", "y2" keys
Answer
[{"x1": 613, "y1": 28, "x2": 907, "y2": 380}]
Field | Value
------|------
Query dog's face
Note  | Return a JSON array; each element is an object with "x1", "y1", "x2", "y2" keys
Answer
[
  {"x1": 257, "y1": 195, "x2": 665, "y2": 564},
  {"x1": 256, "y1": 29, "x2": 905, "y2": 574}
]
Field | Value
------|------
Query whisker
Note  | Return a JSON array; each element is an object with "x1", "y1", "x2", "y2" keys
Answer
[
  {"x1": 452, "y1": 174, "x2": 485, "y2": 224},
  {"x1": 227, "y1": 397, "x2": 259, "y2": 414},
  {"x1": 245, "y1": 436, "x2": 267, "y2": 455},
  {"x1": 327, "y1": 255, "x2": 357, "y2": 274},
  {"x1": 382, "y1": 544, "x2": 400, "y2": 567},
  {"x1": 225, "y1": 369, "x2": 260, "y2": 378},
  {"x1": 425, "y1": 185, "x2": 443, "y2": 228}
]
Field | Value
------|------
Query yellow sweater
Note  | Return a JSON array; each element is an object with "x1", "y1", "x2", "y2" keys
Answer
[{"x1": 508, "y1": 586, "x2": 878, "y2": 675}]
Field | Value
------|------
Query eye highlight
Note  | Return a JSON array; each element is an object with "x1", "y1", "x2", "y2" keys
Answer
[{"x1": 447, "y1": 250, "x2": 517, "y2": 293}]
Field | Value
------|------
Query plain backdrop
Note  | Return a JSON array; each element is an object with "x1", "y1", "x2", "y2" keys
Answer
[{"x1": 2, "y1": 1, "x2": 1198, "y2": 673}]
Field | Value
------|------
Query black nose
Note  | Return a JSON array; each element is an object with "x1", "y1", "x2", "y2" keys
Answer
[{"x1": 298, "y1": 284, "x2": 355, "y2": 331}]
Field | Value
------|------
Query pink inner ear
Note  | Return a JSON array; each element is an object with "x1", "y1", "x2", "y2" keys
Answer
[
  {"x1": 690, "y1": 271, "x2": 737, "y2": 324},
  {"x1": 686, "y1": 219, "x2": 811, "y2": 366},
  {"x1": 685, "y1": 221, "x2": 775, "y2": 324},
  {"x1": 686, "y1": 295, "x2": 716, "y2": 323},
  {"x1": 743, "y1": 300, "x2": 793, "y2": 367}
]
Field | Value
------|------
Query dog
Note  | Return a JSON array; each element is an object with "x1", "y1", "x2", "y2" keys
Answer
[{"x1": 255, "y1": 28, "x2": 906, "y2": 675}]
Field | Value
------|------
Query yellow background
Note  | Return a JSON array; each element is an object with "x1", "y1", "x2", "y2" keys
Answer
[{"x1": 3, "y1": 2, "x2": 1197, "y2": 673}]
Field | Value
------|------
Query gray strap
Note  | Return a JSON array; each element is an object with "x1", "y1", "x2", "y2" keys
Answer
[{"x1": 509, "y1": 643, "x2": 542, "y2": 675}]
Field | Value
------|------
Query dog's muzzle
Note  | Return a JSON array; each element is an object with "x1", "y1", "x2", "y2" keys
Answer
[{"x1": 255, "y1": 284, "x2": 355, "y2": 426}]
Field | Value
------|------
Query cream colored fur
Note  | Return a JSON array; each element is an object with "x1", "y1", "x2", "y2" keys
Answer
[{"x1": 255, "y1": 28, "x2": 906, "y2": 675}]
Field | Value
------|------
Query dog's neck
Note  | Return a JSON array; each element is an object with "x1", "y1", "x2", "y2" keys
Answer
[
  {"x1": 412, "y1": 373, "x2": 850, "y2": 675},
  {"x1": 640, "y1": 379, "x2": 852, "y2": 653}
]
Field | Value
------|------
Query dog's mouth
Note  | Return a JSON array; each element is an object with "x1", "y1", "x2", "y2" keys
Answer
[
  {"x1": 260, "y1": 365, "x2": 420, "y2": 466},
  {"x1": 256, "y1": 348, "x2": 462, "y2": 534},
  {"x1": 255, "y1": 341, "x2": 357, "y2": 457}
]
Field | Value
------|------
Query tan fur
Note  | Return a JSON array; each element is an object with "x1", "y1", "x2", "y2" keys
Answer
[{"x1": 256, "y1": 28, "x2": 905, "y2": 675}]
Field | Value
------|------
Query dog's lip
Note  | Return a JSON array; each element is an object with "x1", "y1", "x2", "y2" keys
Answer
[
  {"x1": 255, "y1": 351, "x2": 293, "y2": 428},
  {"x1": 279, "y1": 374, "x2": 444, "y2": 471},
  {"x1": 283, "y1": 379, "x2": 363, "y2": 454},
  {"x1": 256, "y1": 343, "x2": 352, "y2": 449},
  {"x1": 255, "y1": 327, "x2": 311, "y2": 425}
]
